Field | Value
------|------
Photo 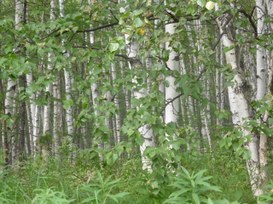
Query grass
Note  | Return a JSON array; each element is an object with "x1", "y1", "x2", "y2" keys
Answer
[{"x1": 0, "y1": 149, "x2": 263, "y2": 203}]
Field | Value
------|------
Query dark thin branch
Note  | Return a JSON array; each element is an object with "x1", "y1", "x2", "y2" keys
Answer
[
  {"x1": 72, "y1": 45, "x2": 99, "y2": 50},
  {"x1": 110, "y1": 9, "x2": 119, "y2": 22},
  {"x1": 163, "y1": 69, "x2": 207, "y2": 111},
  {"x1": 212, "y1": 32, "x2": 224, "y2": 50},
  {"x1": 41, "y1": 21, "x2": 119, "y2": 40},
  {"x1": 77, "y1": 21, "x2": 119, "y2": 33},
  {"x1": 164, "y1": 93, "x2": 184, "y2": 108},
  {"x1": 164, "y1": 9, "x2": 179, "y2": 23},
  {"x1": 154, "y1": 55, "x2": 172, "y2": 71},
  {"x1": 238, "y1": 8, "x2": 257, "y2": 38},
  {"x1": 41, "y1": 28, "x2": 60, "y2": 40},
  {"x1": 250, "y1": 6, "x2": 256, "y2": 18},
  {"x1": 197, "y1": 68, "x2": 207, "y2": 81},
  {"x1": 164, "y1": 9, "x2": 201, "y2": 22}
]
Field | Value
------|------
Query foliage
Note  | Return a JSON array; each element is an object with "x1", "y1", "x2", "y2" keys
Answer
[
  {"x1": 258, "y1": 182, "x2": 273, "y2": 204},
  {"x1": 75, "y1": 172, "x2": 129, "y2": 204},
  {"x1": 0, "y1": 0, "x2": 272, "y2": 203},
  {"x1": 31, "y1": 188, "x2": 73, "y2": 204},
  {"x1": 0, "y1": 148, "x2": 256, "y2": 203},
  {"x1": 163, "y1": 167, "x2": 221, "y2": 204}
]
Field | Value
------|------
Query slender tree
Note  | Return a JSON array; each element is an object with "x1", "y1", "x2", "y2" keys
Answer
[
  {"x1": 216, "y1": 4, "x2": 261, "y2": 196},
  {"x1": 59, "y1": 0, "x2": 74, "y2": 153},
  {"x1": 164, "y1": 22, "x2": 180, "y2": 134}
]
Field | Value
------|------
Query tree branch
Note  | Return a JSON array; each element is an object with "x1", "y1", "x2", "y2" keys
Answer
[
  {"x1": 41, "y1": 21, "x2": 119, "y2": 40},
  {"x1": 77, "y1": 21, "x2": 119, "y2": 33},
  {"x1": 238, "y1": 8, "x2": 257, "y2": 38},
  {"x1": 212, "y1": 32, "x2": 224, "y2": 50}
]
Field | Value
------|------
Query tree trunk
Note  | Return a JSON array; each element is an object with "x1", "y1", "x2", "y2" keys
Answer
[
  {"x1": 165, "y1": 22, "x2": 180, "y2": 130},
  {"x1": 125, "y1": 33, "x2": 155, "y2": 172},
  {"x1": 59, "y1": 0, "x2": 74, "y2": 155},
  {"x1": 216, "y1": 10, "x2": 261, "y2": 196},
  {"x1": 256, "y1": 0, "x2": 268, "y2": 189}
]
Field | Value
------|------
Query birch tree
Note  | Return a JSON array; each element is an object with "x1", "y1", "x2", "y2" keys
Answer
[
  {"x1": 215, "y1": 4, "x2": 261, "y2": 196},
  {"x1": 124, "y1": 32, "x2": 155, "y2": 172},
  {"x1": 41, "y1": 0, "x2": 57, "y2": 157},
  {"x1": 59, "y1": 0, "x2": 74, "y2": 153},
  {"x1": 3, "y1": 0, "x2": 26, "y2": 165},
  {"x1": 121, "y1": 3, "x2": 156, "y2": 171},
  {"x1": 165, "y1": 22, "x2": 179, "y2": 136},
  {"x1": 256, "y1": 0, "x2": 268, "y2": 188}
]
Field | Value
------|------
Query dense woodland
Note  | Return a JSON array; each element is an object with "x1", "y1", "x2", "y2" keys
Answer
[{"x1": 0, "y1": 0, "x2": 273, "y2": 203}]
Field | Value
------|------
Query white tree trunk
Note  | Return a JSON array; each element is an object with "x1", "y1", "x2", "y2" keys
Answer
[
  {"x1": 42, "y1": 0, "x2": 57, "y2": 157},
  {"x1": 216, "y1": 10, "x2": 261, "y2": 196},
  {"x1": 125, "y1": 34, "x2": 155, "y2": 172},
  {"x1": 43, "y1": 56, "x2": 52, "y2": 134},
  {"x1": 48, "y1": 0, "x2": 60, "y2": 156},
  {"x1": 53, "y1": 77, "x2": 61, "y2": 156},
  {"x1": 165, "y1": 23, "x2": 180, "y2": 128},
  {"x1": 59, "y1": 0, "x2": 74, "y2": 152},
  {"x1": 4, "y1": 78, "x2": 16, "y2": 165},
  {"x1": 4, "y1": 0, "x2": 24, "y2": 164},
  {"x1": 86, "y1": 0, "x2": 105, "y2": 161},
  {"x1": 5, "y1": 80, "x2": 16, "y2": 115},
  {"x1": 256, "y1": 0, "x2": 268, "y2": 189},
  {"x1": 64, "y1": 71, "x2": 74, "y2": 136},
  {"x1": 256, "y1": 0, "x2": 267, "y2": 99},
  {"x1": 26, "y1": 74, "x2": 37, "y2": 155},
  {"x1": 110, "y1": 63, "x2": 121, "y2": 144}
]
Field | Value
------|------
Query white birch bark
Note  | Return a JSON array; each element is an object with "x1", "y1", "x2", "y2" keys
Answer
[
  {"x1": 165, "y1": 23, "x2": 179, "y2": 128},
  {"x1": 219, "y1": 42, "x2": 226, "y2": 111},
  {"x1": 256, "y1": 0, "x2": 268, "y2": 188},
  {"x1": 5, "y1": 80, "x2": 16, "y2": 116},
  {"x1": 256, "y1": 0, "x2": 267, "y2": 99},
  {"x1": 49, "y1": 0, "x2": 60, "y2": 156},
  {"x1": 110, "y1": 63, "x2": 121, "y2": 144},
  {"x1": 87, "y1": 0, "x2": 105, "y2": 161},
  {"x1": 26, "y1": 74, "x2": 37, "y2": 155},
  {"x1": 4, "y1": 0, "x2": 24, "y2": 164},
  {"x1": 41, "y1": 0, "x2": 57, "y2": 157},
  {"x1": 4, "y1": 78, "x2": 16, "y2": 165},
  {"x1": 43, "y1": 56, "x2": 52, "y2": 134},
  {"x1": 15, "y1": 0, "x2": 24, "y2": 30},
  {"x1": 24, "y1": 2, "x2": 37, "y2": 155},
  {"x1": 125, "y1": 34, "x2": 155, "y2": 172},
  {"x1": 53, "y1": 77, "x2": 61, "y2": 156},
  {"x1": 64, "y1": 68, "x2": 74, "y2": 137},
  {"x1": 59, "y1": 0, "x2": 74, "y2": 152},
  {"x1": 216, "y1": 10, "x2": 261, "y2": 196}
]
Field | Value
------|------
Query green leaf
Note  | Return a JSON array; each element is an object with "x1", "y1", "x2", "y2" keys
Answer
[
  {"x1": 132, "y1": 9, "x2": 143, "y2": 16},
  {"x1": 192, "y1": 193, "x2": 200, "y2": 204},
  {"x1": 196, "y1": 0, "x2": 206, "y2": 7},
  {"x1": 63, "y1": 99, "x2": 74, "y2": 110},
  {"x1": 109, "y1": 43, "x2": 120, "y2": 52},
  {"x1": 223, "y1": 45, "x2": 235, "y2": 53},
  {"x1": 133, "y1": 17, "x2": 144, "y2": 28},
  {"x1": 108, "y1": 192, "x2": 130, "y2": 203}
]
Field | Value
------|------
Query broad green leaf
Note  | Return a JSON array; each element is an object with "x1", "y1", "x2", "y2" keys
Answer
[
  {"x1": 63, "y1": 99, "x2": 74, "y2": 110},
  {"x1": 109, "y1": 43, "x2": 120, "y2": 52},
  {"x1": 192, "y1": 193, "x2": 200, "y2": 204},
  {"x1": 133, "y1": 17, "x2": 144, "y2": 28},
  {"x1": 197, "y1": 0, "x2": 206, "y2": 7},
  {"x1": 132, "y1": 9, "x2": 143, "y2": 16}
]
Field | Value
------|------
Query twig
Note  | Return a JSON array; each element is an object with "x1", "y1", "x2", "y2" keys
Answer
[
  {"x1": 238, "y1": 8, "x2": 257, "y2": 38},
  {"x1": 77, "y1": 21, "x2": 119, "y2": 33}
]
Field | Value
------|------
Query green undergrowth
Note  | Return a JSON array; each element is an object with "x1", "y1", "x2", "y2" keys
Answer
[{"x1": 0, "y1": 148, "x2": 271, "y2": 204}]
